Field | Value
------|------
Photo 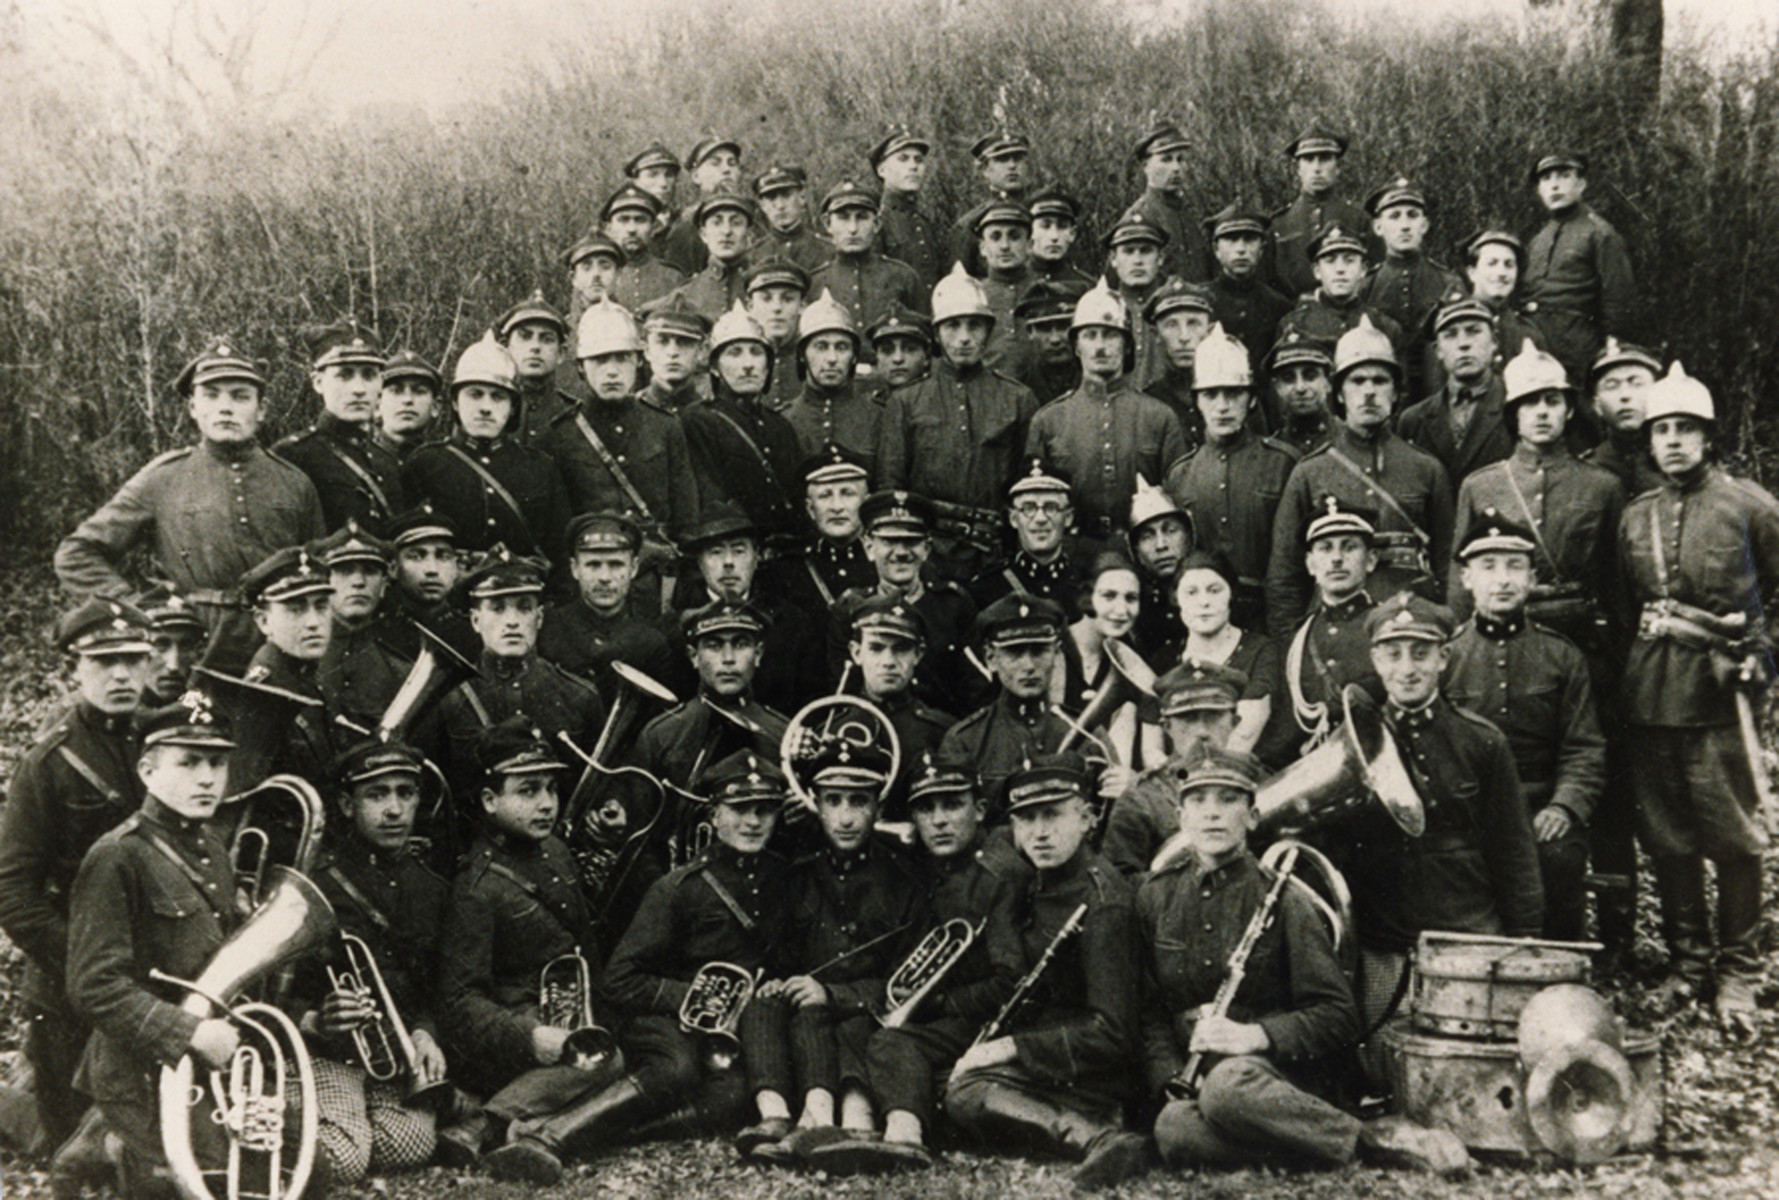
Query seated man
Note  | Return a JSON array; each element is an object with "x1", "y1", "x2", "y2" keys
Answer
[
  {"x1": 436, "y1": 722, "x2": 623, "y2": 1173},
  {"x1": 1143, "y1": 748, "x2": 1361, "y2": 1169},
  {"x1": 734, "y1": 744, "x2": 925, "y2": 1163},
  {"x1": 484, "y1": 751, "x2": 790, "y2": 1182},
  {"x1": 944, "y1": 754, "x2": 1148, "y2": 1192}
]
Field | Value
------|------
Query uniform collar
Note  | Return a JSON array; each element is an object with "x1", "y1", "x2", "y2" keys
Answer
[
  {"x1": 1207, "y1": 425, "x2": 1252, "y2": 453},
  {"x1": 1664, "y1": 462, "x2": 1712, "y2": 494},
  {"x1": 1189, "y1": 849, "x2": 1256, "y2": 892},
  {"x1": 453, "y1": 429, "x2": 507, "y2": 453},
  {"x1": 1333, "y1": 420, "x2": 1389, "y2": 451},
  {"x1": 335, "y1": 832, "x2": 404, "y2": 874},
  {"x1": 317, "y1": 411, "x2": 370, "y2": 441},
  {"x1": 934, "y1": 833, "x2": 987, "y2": 876},
  {"x1": 141, "y1": 796, "x2": 210, "y2": 838},
  {"x1": 1387, "y1": 695, "x2": 1440, "y2": 730},
  {"x1": 1512, "y1": 440, "x2": 1570, "y2": 469},
  {"x1": 1474, "y1": 610, "x2": 1526, "y2": 640},
  {"x1": 1316, "y1": 589, "x2": 1372, "y2": 619},
  {"x1": 479, "y1": 650, "x2": 535, "y2": 681},
  {"x1": 1000, "y1": 691, "x2": 1049, "y2": 723},
  {"x1": 813, "y1": 536, "x2": 864, "y2": 564},
  {"x1": 200, "y1": 437, "x2": 260, "y2": 464},
  {"x1": 1034, "y1": 847, "x2": 1090, "y2": 888},
  {"x1": 75, "y1": 699, "x2": 134, "y2": 737},
  {"x1": 941, "y1": 357, "x2": 985, "y2": 382},
  {"x1": 825, "y1": 839, "x2": 873, "y2": 875},
  {"x1": 1014, "y1": 548, "x2": 1070, "y2": 579}
]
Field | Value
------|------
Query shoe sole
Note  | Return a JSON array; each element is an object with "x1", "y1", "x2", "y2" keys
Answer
[
  {"x1": 1072, "y1": 1139, "x2": 1150, "y2": 1191},
  {"x1": 806, "y1": 1142, "x2": 932, "y2": 1176},
  {"x1": 482, "y1": 1143, "x2": 564, "y2": 1185}
]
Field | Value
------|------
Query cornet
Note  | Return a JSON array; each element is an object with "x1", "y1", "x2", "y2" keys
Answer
[
  {"x1": 326, "y1": 933, "x2": 453, "y2": 1106},
  {"x1": 679, "y1": 962, "x2": 760, "y2": 1070},
  {"x1": 539, "y1": 949, "x2": 622, "y2": 1071},
  {"x1": 878, "y1": 918, "x2": 983, "y2": 1028}
]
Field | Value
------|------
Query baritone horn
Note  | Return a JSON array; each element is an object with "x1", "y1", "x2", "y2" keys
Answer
[
  {"x1": 223, "y1": 774, "x2": 328, "y2": 904},
  {"x1": 679, "y1": 962, "x2": 761, "y2": 1070},
  {"x1": 878, "y1": 918, "x2": 983, "y2": 1028},
  {"x1": 153, "y1": 866, "x2": 338, "y2": 1200},
  {"x1": 1151, "y1": 684, "x2": 1426, "y2": 875},
  {"x1": 377, "y1": 622, "x2": 481, "y2": 742},
  {"x1": 539, "y1": 949, "x2": 622, "y2": 1072},
  {"x1": 327, "y1": 933, "x2": 452, "y2": 1107},
  {"x1": 1055, "y1": 637, "x2": 1155, "y2": 762}
]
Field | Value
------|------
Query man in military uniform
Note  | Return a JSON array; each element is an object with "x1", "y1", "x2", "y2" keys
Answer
[
  {"x1": 681, "y1": 305, "x2": 805, "y2": 538},
  {"x1": 231, "y1": 545, "x2": 339, "y2": 791},
  {"x1": 1618, "y1": 364, "x2": 1779, "y2": 1030},
  {"x1": 1100, "y1": 660, "x2": 1243, "y2": 878},
  {"x1": 869, "y1": 125, "x2": 941, "y2": 289},
  {"x1": 1027, "y1": 184, "x2": 1094, "y2": 291},
  {"x1": 540, "y1": 512, "x2": 684, "y2": 696},
  {"x1": 435, "y1": 723, "x2": 619, "y2": 1170},
  {"x1": 809, "y1": 182, "x2": 926, "y2": 337},
  {"x1": 1276, "y1": 226, "x2": 1405, "y2": 369},
  {"x1": 1268, "y1": 126, "x2": 1370, "y2": 301},
  {"x1": 937, "y1": 595, "x2": 1073, "y2": 820},
  {"x1": 639, "y1": 294, "x2": 712, "y2": 415},
  {"x1": 1005, "y1": 280, "x2": 1083, "y2": 406},
  {"x1": 945, "y1": 754, "x2": 1148, "y2": 1192},
  {"x1": 1267, "y1": 317, "x2": 1454, "y2": 635},
  {"x1": 493, "y1": 292, "x2": 579, "y2": 445},
  {"x1": 1356, "y1": 178, "x2": 1460, "y2": 401},
  {"x1": 1523, "y1": 150, "x2": 1637, "y2": 389},
  {"x1": 1444, "y1": 516, "x2": 1605, "y2": 941},
  {"x1": 1026, "y1": 281, "x2": 1188, "y2": 546},
  {"x1": 1346, "y1": 593, "x2": 1544, "y2": 1044},
  {"x1": 314, "y1": 523, "x2": 411, "y2": 733},
  {"x1": 1142, "y1": 748, "x2": 1363, "y2": 1171},
  {"x1": 829, "y1": 491, "x2": 982, "y2": 719},
  {"x1": 139, "y1": 585, "x2": 208, "y2": 705},
  {"x1": 1205, "y1": 202, "x2": 1292, "y2": 374},
  {"x1": 1583, "y1": 338, "x2": 1665, "y2": 498},
  {"x1": 1103, "y1": 213, "x2": 1172, "y2": 388},
  {"x1": 1264, "y1": 331, "x2": 1335, "y2": 456},
  {"x1": 1143, "y1": 278, "x2": 1217, "y2": 437},
  {"x1": 543, "y1": 298, "x2": 700, "y2": 555},
  {"x1": 733, "y1": 744, "x2": 925, "y2": 1164},
  {"x1": 1276, "y1": 502, "x2": 1382, "y2": 758},
  {"x1": 842, "y1": 596, "x2": 957, "y2": 822},
  {"x1": 662, "y1": 136, "x2": 744, "y2": 276},
  {"x1": 1462, "y1": 229, "x2": 1538, "y2": 364},
  {"x1": 293, "y1": 740, "x2": 449, "y2": 1183},
  {"x1": 1126, "y1": 479, "x2": 1193, "y2": 660},
  {"x1": 782, "y1": 289, "x2": 880, "y2": 470},
  {"x1": 752, "y1": 163, "x2": 831, "y2": 273},
  {"x1": 422, "y1": 549, "x2": 607, "y2": 805},
  {"x1": 0, "y1": 600, "x2": 150, "y2": 1167},
  {"x1": 602, "y1": 184, "x2": 687, "y2": 314},
  {"x1": 947, "y1": 130, "x2": 1034, "y2": 276},
  {"x1": 745, "y1": 257, "x2": 814, "y2": 412},
  {"x1": 376, "y1": 503, "x2": 475, "y2": 663},
  {"x1": 1122, "y1": 119, "x2": 1205, "y2": 283},
  {"x1": 565, "y1": 231, "x2": 626, "y2": 318},
  {"x1": 668, "y1": 189, "x2": 757, "y2": 326},
  {"x1": 816, "y1": 753, "x2": 1029, "y2": 1174},
  {"x1": 969, "y1": 459, "x2": 1087, "y2": 615},
  {"x1": 1162, "y1": 327, "x2": 1299, "y2": 632},
  {"x1": 55, "y1": 340, "x2": 327, "y2": 674},
  {"x1": 401, "y1": 334, "x2": 571, "y2": 560},
  {"x1": 276, "y1": 322, "x2": 406, "y2": 533},
  {"x1": 486, "y1": 751, "x2": 790, "y2": 1182},
  {"x1": 866, "y1": 303, "x2": 934, "y2": 392},
  {"x1": 64, "y1": 694, "x2": 241, "y2": 1190},
  {"x1": 623, "y1": 140, "x2": 680, "y2": 222},
  {"x1": 377, "y1": 349, "x2": 445, "y2": 460},
  {"x1": 1397, "y1": 296, "x2": 1512, "y2": 486},
  {"x1": 877, "y1": 265, "x2": 1041, "y2": 579},
  {"x1": 970, "y1": 200, "x2": 1036, "y2": 369},
  {"x1": 765, "y1": 447, "x2": 876, "y2": 616}
]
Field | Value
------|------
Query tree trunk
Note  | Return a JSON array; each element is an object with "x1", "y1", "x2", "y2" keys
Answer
[{"x1": 1605, "y1": 0, "x2": 1663, "y2": 122}]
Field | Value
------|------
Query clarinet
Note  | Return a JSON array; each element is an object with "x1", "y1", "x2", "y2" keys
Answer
[
  {"x1": 1168, "y1": 842, "x2": 1302, "y2": 1100},
  {"x1": 950, "y1": 901, "x2": 1089, "y2": 1083}
]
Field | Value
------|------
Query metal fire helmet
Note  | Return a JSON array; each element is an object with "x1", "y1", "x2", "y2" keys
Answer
[
  {"x1": 452, "y1": 331, "x2": 518, "y2": 393},
  {"x1": 1192, "y1": 322, "x2": 1252, "y2": 390},
  {"x1": 575, "y1": 299, "x2": 644, "y2": 360},
  {"x1": 1641, "y1": 360, "x2": 1715, "y2": 425},
  {"x1": 930, "y1": 262, "x2": 995, "y2": 326}
]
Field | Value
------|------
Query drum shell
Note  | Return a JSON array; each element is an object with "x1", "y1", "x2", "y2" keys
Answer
[{"x1": 1412, "y1": 934, "x2": 1591, "y2": 1039}]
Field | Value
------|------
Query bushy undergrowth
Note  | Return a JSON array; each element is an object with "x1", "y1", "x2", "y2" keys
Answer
[{"x1": 1, "y1": 0, "x2": 1776, "y2": 554}]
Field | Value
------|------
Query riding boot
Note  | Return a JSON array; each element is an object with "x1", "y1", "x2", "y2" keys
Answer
[
  {"x1": 1715, "y1": 855, "x2": 1765, "y2": 983},
  {"x1": 1652, "y1": 856, "x2": 1711, "y2": 985},
  {"x1": 522, "y1": 1074, "x2": 649, "y2": 1159}
]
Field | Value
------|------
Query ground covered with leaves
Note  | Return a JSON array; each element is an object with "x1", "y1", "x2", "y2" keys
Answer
[{"x1": 4, "y1": 561, "x2": 1779, "y2": 1198}]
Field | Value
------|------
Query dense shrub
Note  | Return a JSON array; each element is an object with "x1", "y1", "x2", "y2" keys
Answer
[{"x1": 1, "y1": 0, "x2": 1775, "y2": 555}]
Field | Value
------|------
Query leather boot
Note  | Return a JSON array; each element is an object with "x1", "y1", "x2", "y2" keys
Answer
[
  {"x1": 435, "y1": 1112, "x2": 493, "y2": 1169},
  {"x1": 48, "y1": 1108, "x2": 115, "y2": 1200},
  {"x1": 521, "y1": 1075, "x2": 649, "y2": 1160},
  {"x1": 966, "y1": 1081, "x2": 1118, "y2": 1160},
  {"x1": 1652, "y1": 856, "x2": 1711, "y2": 994},
  {"x1": 1715, "y1": 855, "x2": 1765, "y2": 1034}
]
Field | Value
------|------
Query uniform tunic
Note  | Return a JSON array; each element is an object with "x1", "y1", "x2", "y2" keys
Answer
[
  {"x1": 1356, "y1": 254, "x2": 1461, "y2": 397},
  {"x1": 875, "y1": 191, "x2": 942, "y2": 288},
  {"x1": 611, "y1": 254, "x2": 687, "y2": 316},
  {"x1": 1165, "y1": 429, "x2": 1301, "y2": 627},
  {"x1": 401, "y1": 431, "x2": 571, "y2": 559},
  {"x1": 317, "y1": 617, "x2": 412, "y2": 733},
  {"x1": 670, "y1": 259, "x2": 752, "y2": 327},
  {"x1": 1523, "y1": 204, "x2": 1636, "y2": 380},
  {"x1": 1273, "y1": 413, "x2": 1334, "y2": 459},
  {"x1": 968, "y1": 546, "x2": 1089, "y2": 618},
  {"x1": 830, "y1": 581, "x2": 983, "y2": 719},
  {"x1": 937, "y1": 694, "x2": 1073, "y2": 822},
  {"x1": 1024, "y1": 377, "x2": 1188, "y2": 538},
  {"x1": 872, "y1": 689, "x2": 957, "y2": 823},
  {"x1": 753, "y1": 224, "x2": 832, "y2": 274},
  {"x1": 1275, "y1": 294, "x2": 1405, "y2": 367},
  {"x1": 274, "y1": 413, "x2": 407, "y2": 533},
  {"x1": 1208, "y1": 274, "x2": 1293, "y2": 374},
  {"x1": 1268, "y1": 193, "x2": 1371, "y2": 300},
  {"x1": 680, "y1": 391, "x2": 805, "y2": 536},
  {"x1": 513, "y1": 379, "x2": 582, "y2": 449},
  {"x1": 1584, "y1": 433, "x2": 1665, "y2": 503},
  {"x1": 425, "y1": 652, "x2": 608, "y2": 804},
  {"x1": 782, "y1": 381, "x2": 883, "y2": 475},
  {"x1": 1397, "y1": 375, "x2": 1513, "y2": 489},
  {"x1": 980, "y1": 268, "x2": 1035, "y2": 370},
  {"x1": 878, "y1": 360, "x2": 1039, "y2": 513},
  {"x1": 235, "y1": 643, "x2": 337, "y2": 792},
  {"x1": 1123, "y1": 189, "x2": 1208, "y2": 283},
  {"x1": 541, "y1": 396, "x2": 700, "y2": 543},
  {"x1": 809, "y1": 253, "x2": 927, "y2": 334},
  {"x1": 763, "y1": 536, "x2": 875, "y2": 615},
  {"x1": 1266, "y1": 424, "x2": 1455, "y2": 636},
  {"x1": 1279, "y1": 592, "x2": 1381, "y2": 754},
  {"x1": 538, "y1": 597, "x2": 684, "y2": 698}
]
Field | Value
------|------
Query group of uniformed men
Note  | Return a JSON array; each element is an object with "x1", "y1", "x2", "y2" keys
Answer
[{"x1": 5, "y1": 117, "x2": 1775, "y2": 1196}]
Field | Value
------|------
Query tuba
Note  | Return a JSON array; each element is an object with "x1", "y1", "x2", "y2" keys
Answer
[
  {"x1": 877, "y1": 918, "x2": 983, "y2": 1028},
  {"x1": 564, "y1": 661, "x2": 679, "y2": 834},
  {"x1": 1151, "y1": 684, "x2": 1426, "y2": 875},
  {"x1": 223, "y1": 775, "x2": 328, "y2": 907},
  {"x1": 538, "y1": 949, "x2": 622, "y2": 1072},
  {"x1": 679, "y1": 962, "x2": 760, "y2": 1070},
  {"x1": 153, "y1": 866, "x2": 338, "y2": 1200},
  {"x1": 376, "y1": 622, "x2": 481, "y2": 743},
  {"x1": 326, "y1": 933, "x2": 453, "y2": 1107}
]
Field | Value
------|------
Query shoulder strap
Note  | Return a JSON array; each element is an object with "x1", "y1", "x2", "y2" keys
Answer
[
  {"x1": 573, "y1": 412, "x2": 657, "y2": 524},
  {"x1": 315, "y1": 437, "x2": 392, "y2": 519},
  {"x1": 1649, "y1": 501, "x2": 1669, "y2": 599},
  {"x1": 324, "y1": 863, "x2": 392, "y2": 933},
  {"x1": 55, "y1": 744, "x2": 123, "y2": 806},
  {"x1": 804, "y1": 557, "x2": 836, "y2": 609},
  {"x1": 1500, "y1": 462, "x2": 1565, "y2": 582},
  {"x1": 1324, "y1": 446, "x2": 1429, "y2": 545},
  {"x1": 442, "y1": 443, "x2": 529, "y2": 529},
  {"x1": 137, "y1": 826, "x2": 231, "y2": 923},
  {"x1": 456, "y1": 681, "x2": 493, "y2": 727},
  {"x1": 705, "y1": 407, "x2": 787, "y2": 495},
  {"x1": 487, "y1": 860, "x2": 581, "y2": 938},
  {"x1": 698, "y1": 866, "x2": 757, "y2": 932}
]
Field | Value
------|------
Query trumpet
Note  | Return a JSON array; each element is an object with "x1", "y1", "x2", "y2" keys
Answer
[
  {"x1": 679, "y1": 962, "x2": 760, "y2": 1070},
  {"x1": 878, "y1": 919, "x2": 983, "y2": 1028},
  {"x1": 326, "y1": 933, "x2": 452, "y2": 1106},
  {"x1": 539, "y1": 949, "x2": 622, "y2": 1071}
]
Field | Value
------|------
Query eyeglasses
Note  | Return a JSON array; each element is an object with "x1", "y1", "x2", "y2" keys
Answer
[{"x1": 1013, "y1": 501, "x2": 1069, "y2": 518}]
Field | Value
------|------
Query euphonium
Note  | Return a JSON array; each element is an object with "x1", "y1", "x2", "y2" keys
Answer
[
  {"x1": 679, "y1": 962, "x2": 760, "y2": 1070},
  {"x1": 538, "y1": 948, "x2": 621, "y2": 1071},
  {"x1": 877, "y1": 918, "x2": 983, "y2": 1028},
  {"x1": 154, "y1": 866, "x2": 338, "y2": 1200},
  {"x1": 224, "y1": 774, "x2": 328, "y2": 906},
  {"x1": 326, "y1": 933, "x2": 453, "y2": 1106}
]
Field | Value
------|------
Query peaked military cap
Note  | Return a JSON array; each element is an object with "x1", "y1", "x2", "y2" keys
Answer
[
  {"x1": 336, "y1": 738, "x2": 425, "y2": 787},
  {"x1": 496, "y1": 291, "x2": 569, "y2": 340},
  {"x1": 821, "y1": 179, "x2": 880, "y2": 216},
  {"x1": 56, "y1": 596, "x2": 153, "y2": 656},
  {"x1": 1007, "y1": 456, "x2": 1072, "y2": 499},
  {"x1": 1203, "y1": 200, "x2": 1268, "y2": 239},
  {"x1": 174, "y1": 338, "x2": 267, "y2": 396},
  {"x1": 602, "y1": 183, "x2": 664, "y2": 222},
  {"x1": 1366, "y1": 592, "x2": 1454, "y2": 644},
  {"x1": 1026, "y1": 182, "x2": 1081, "y2": 223},
  {"x1": 970, "y1": 129, "x2": 1029, "y2": 161},
  {"x1": 387, "y1": 502, "x2": 458, "y2": 548},
  {"x1": 461, "y1": 544, "x2": 549, "y2": 600},
  {"x1": 800, "y1": 444, "x2": 870, "y2": 488},
  {"x1": 850, "y1": 592, "x2": 927, "y2": 643},
  {"x1": 1455, "y1": 508, "x2": 1538, "y2": 561},
  {"x1": 475, "y1": 717, "x2": 565, "y2": 779},
  {"x1": 685, "y1": 135, "x2": 742, "y2": 171},
  {"x1": 313, "y1": 520, "x2": 392, "y2": 569},
  {"x1": 641, "y1": 293, "x2": 713, "y2": 339},
  {"x1": 1464, "y1": 227, "x2": 1524, "y2": 268},
  {"x1": 869, "y1": 124, "x2": 931, "y2": 167},
  {"x1": 745, "y1": 256, "x2": 812, "y2": 296},
  {"x1": 808, "y1": 739, "x2": 893, "y2": 790},
  {"x1": 1015, "y1": 279, "x2": 1085, "y2": 325},
  {"x1": 866, "y1": 302, "x2": 934, "y2": 346},
  {"x1": 1309, "y1": 224, "x2": 1367, "y2": 260},
  {"x1": 703, "y1": 750, "x2": 789, "y2": 804},
  {"x1": 142, "y1": 690, "x2": 235, "y2": 750},
  {"x1": 241, "y1": 546, "x2": 332, "y2": 605},
  {"x1": 380, "y1": 349, "x2": 443, "y2": 390},
  {"x1": 136, "y1": 585, "x2": 207, "y2": 635},
  {"x1": 567, "y1": 511, "x2": 643, "y2": 554},
  {"x1": 1267, "y1": 329, "x2": 1334, "y2": 373},
  {"x1": 307, "y1": 319, "x2": 386, "y2": 370},
  {"x1": 1156, "y1": 660, "x2": 1246, "y2": 717},
  {"x1": 1530, "y1": 148, "x2": 1587, "y2": 183},
  {"x1": 1286, "y1": 125, "x2": 1349, "y2": 158},
  {"x1": 1179, "y1": 745, "x2": 1265, "y2": 795},
  {"x1": 754, "y1": 163, "x2": 809, "y2": 197},
  {"x1": 1143, "y1": 278, "x2": 1215, "y2": 324},
  {"x1": 564, "y1": 231, "x2": 627, "y2": 269},
  {"x1": 1134, "y1": 119, "x2": 1191, "y2": 160},
  {"x1": 1105, "y1": 212, "x2": 1169, "y2": 249},
  {"x1": 695, "y1": 187, "x2": 755, "y2": 225},
  {"x1": 907, "y1": 749, "x2": 977, "y2": 804},
  {"x1": 974, "y1": 593, "x2": 1066, "y2": 649},
  {"x1": 1005, "y1": 752, "x2": 1091, "y2": 812},
  {"x1": 1430, "y1": 296, "x2": 1495, "y2": 336},
  {"x1": 1364, "y1": 176, "x2": 1430, "y2": 216},
  {"x1": 680, "y1": 599, "x2": 768, "y2": 641},
  {"x1": 859, "y1": 489, "x2": 935, "y2": 537},
  {"x1": 624, "y1": 142, "x2": 680, "y2": 177},
  {"x1": 681, "y1": 501, "x2": 759, "y2": 550},
  {"x1": 1304, "y1": 496, "x2": 1377, "y2": 546},
  {"x1": 1589, "y1": 337, "x2": 1663, "y2": 383},
  {"x1": 974, "y1": 200, "x2": 1031, "y2": 233}
]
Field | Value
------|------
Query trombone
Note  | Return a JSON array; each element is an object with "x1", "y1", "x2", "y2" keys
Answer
[
  {"x1": 538, "y1": 948, "x2": 622, "y2": 1071},
  {"x1": 326, "y1": 933, "x2": 453, "y2": 1106}
]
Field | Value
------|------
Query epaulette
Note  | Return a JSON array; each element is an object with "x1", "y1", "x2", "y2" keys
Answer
[
  {"x1": 1260, "y1": 434, "x2": 1303, "y2": 460},
  {"x1": 637, "y1": 393, "x2": 673, "y2": 416},
  {"x1": 1299, "y1": 440, "x2": 1334, "y2": 460},
  {"x1": 910, "y1": 701, "x2": 955, "y2": 729},
  {"x1": 1524, "y1": 620, "x2": 1584, "y2": 653},
  {"x1": 1449, "y1": 702, "x2": 1505, "y2": 734},
  {"x1": 951, "y1": 705, "x2": 992, "y2": 730},
  {"x1": 542, "y1": 657, "x2": 602, "y2": 699},
  {"x1": 1719, "y1": 471, "x2": 1779, "y2": 513},
  {"x1": 929, "y1": 578, "x2": 970, "y2": 600},
  {"x1": 143, "y1": 446, "x2": 195, "y2": 470},
  {"x1": 271, "y1": 431, "x2": 305, "y2": 452},
  {"x1": 547, "y1": 406, "x2": 582, "y2": 428},
  {"x1": 1268, "y1": 201, "x2": 1293, "y2": 220},
  {"x1": 988, "y1": 367, "x2": 1028, "y2": 389},
  {"x1": 106, "y1": 813, "x2": 145, "y2": 846},
  {"x1": 264, "y1": 447, "x2": 311, "y2": 475}
]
